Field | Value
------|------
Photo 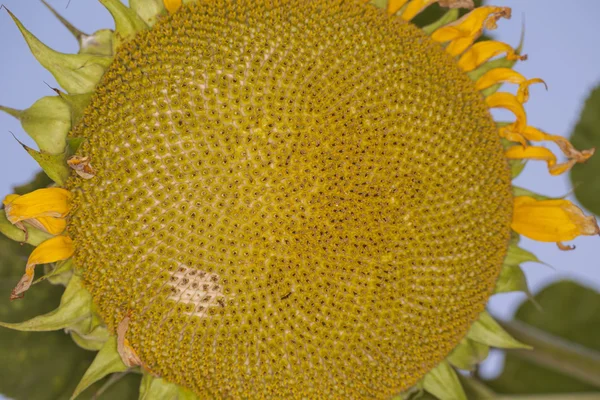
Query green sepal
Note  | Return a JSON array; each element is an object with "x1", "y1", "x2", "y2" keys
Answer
[
  {"x1": 1, "y1": 95, "x2": 70, "y2": 154},
  {"x1": 456, "y1": 375, "x2": 497, "y2": 400},
  {"x1": 130, "y1": 0, "x2": 166, "y2": 26},
  {"x1": 70, "y1": 323, "x2": 110, "y2": 351},
  {"x1": 503, "y1": 243, "x2": 542, "y2": 268},
  {"x1": 98, "y1": 0, "x2": 148, "y2": 51},
  {"x1": 0, "y1": 212, "x2": 53, "y2": 246},
  {"x1": 510, "y1": 159, "x2": 526, "y2": 179},
  {"x1": 370, "y1": 0, "x2": 387, "y2": 9},
  {"x1": 22, "y1": 144, "x2": 71, "y2": 186},
  {"x1": 41, "y1": 258, "x2": 74, "y2": 286},
  {"x1": 56, "y1": 90, "x2": 94, "y2": 126},
  {"x1": 68, "y1": 137, "x2": 88, "y2": 153},
  {"x1": 71, "y1": 336, "x2": 129, "y2": 400},
  {"x1": 41, "y1": 0, "x2": 114, "y2": 56},
  {"x1": 447, "y1": 337, "x2": 489, "y2": 371},
  {"x1": 0, "y1": 275, "x2": 92, "y2": 332},
  {"x1": 467, "y1": 311, "x2": 531, "y2": 349},
  {"x1": 494, "y1": 264, "x2": 529, "y2": 294},
  {"x1": 422, "y1": 9, "x2": 459, "y2": 35},
  {"x1": 139, "y1": 374, "x2": 197, "y2": 400},
  {"x1": 6, "y1": 8, "x2": 111, "y2": 94},
  {"x1": 512, "y1": 186, "x2": 552, "y2": 201},
  {"x1": 422, "y1": 361, "x2": 467, "y2": 400}
]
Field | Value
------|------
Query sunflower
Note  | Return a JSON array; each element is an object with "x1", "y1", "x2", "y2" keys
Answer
[{"x1": 1, "y1": 0, "x2": 598, "y2": 399}]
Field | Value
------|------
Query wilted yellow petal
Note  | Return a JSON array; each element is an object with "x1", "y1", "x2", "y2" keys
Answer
[
  {"x1": 458, "y1": 41, "x2": 526, "y2": 72},
  {"x1": 431, "y1": 6, "x2": 511, "y2": 56},
  {"x1": 4, "y1": 188, "x2": 72, "y2": 225},
  {"x1": 11, "y1": 235, "x2": 74, "y2": 300},
  {"x1": 163, "y1": 0, "x2": 182, "y2": 14},
  {"x1": 519, "y1": 126, "x2": 595, "y2": 162},
  {"x1": 486, "y1": 92, "x2": 527, "y2": 131},
  {"x1": 512, "y1": 196, "x2": 600, "y2": 243},
  {"x1": 504, "y1": 145, "x2": 578, "y2": 176},
  {"x1": 388, "y1": 0, "x2": 410, "y2": 15}
]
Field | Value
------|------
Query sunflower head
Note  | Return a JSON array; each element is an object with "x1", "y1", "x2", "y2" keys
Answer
[{"x1": 1, "y1": 0, "x2": 597, "y2": 399}]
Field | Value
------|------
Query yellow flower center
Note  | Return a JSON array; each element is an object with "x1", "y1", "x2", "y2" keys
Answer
[{"x1": 65, "y1": 1, "x2": 512, "y2": 397}]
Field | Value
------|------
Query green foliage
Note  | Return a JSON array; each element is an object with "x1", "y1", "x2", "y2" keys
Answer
[
  {"x1": 486, "y1": 281, "x2": 600, "y2": 394},
  {"x1": 570, "y1": 85, "x2": 600, "y2": 216}
]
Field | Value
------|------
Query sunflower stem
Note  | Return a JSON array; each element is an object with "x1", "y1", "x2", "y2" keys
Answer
[{"x1": 497, "y1": 319, "x2": 600, "y2": 388}]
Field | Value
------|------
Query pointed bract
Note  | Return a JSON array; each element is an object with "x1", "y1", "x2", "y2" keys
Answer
[
  {"x1": 71, "y1": 336, "x2": 129, "y2": 400},
  {"x1": 98, "y1": 0, "x2": 148, "y2": 50},
  {"x1": 468, "y1": 311, "x2": 531, "y2": 349},
  {"x1": 6, "y1": 8, "x2": 111, "y2": 94},
  {"x1": 22, "y1": 145, "x2": 71, "y2": 185},
  {"x1": 422, "y1": 361, "x2": 467, "y2": 400},
  {"x1": 1, "y1": 274, "x2": 91, "y2": 329},
  {"x1": 131, "y1": 0, "x2": 165, "y2": 26},
  {"x1": 447, "y1": 338, "x2": 489, "y2": 371}
]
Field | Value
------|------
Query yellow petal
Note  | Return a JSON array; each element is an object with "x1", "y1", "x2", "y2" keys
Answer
[
  {"x1": 3, "y1": 194, "x2": 20, "y2": 206},
  {"x1": 498, "y1": 124, "x2": 528, "y2": 147},
  {"x1": 4, "y1": 188, "x2": 72, "y2": 225},
  {"x1": 486, "y1": 92, "x2": 527, "y2": 131},
  {"x1": 401, "y1": 0, "x2": 436, "y2": 21},
  {"x1": 11, "y1": 235, "x2": 74, "y2": 300},
  {"x1": 512, "y1": 196, "x2": 599, "y2": 243},
  {"x1": 163, "y1": 0, "x2": 182, "y2": 14},
  {"x1": 388, "y1": 0, "x2": 410, "y2": 15},
  {"x1": 504, "y1": 145, "x2": 578, "y2": 176},
  {"x1": 521, "y1": 126, "x2": 596, "y2": 161},
  {"x1": 431, "y1": 6, "x2": 511, "y2": 56},
  {"x1": 29, "y1": 216, "x2": 68, "y2": 235},
  {"x1": 458, "y1": 41, "x2": 526, "y2": 72}
]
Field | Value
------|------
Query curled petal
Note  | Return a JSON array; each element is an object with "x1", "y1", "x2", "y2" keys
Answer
[
  {"x1": 431, "y1": 6, "x2": 511, "y2": 56},
  {"x1": 519, "y1": 126, "x2": 595, "y2": 162},
  {"x1": 512, "y1": 196, "x2": 599, "y2": 244},
  {"x1": 163, "y1": 0, "x2": 182, "y2": 14},
  {"x1": 11, "y1": 235, "x2": 74, "y2": 300},
  {"x1": 504, "y1": 145, "x2": 578, "y2": 176},
  {"x1": 458, "y1": 41, "x2": 526, "y2": 72},
  {"x1": 516, "y1": 78, "x2": 547, "y2": 103},
  {"x1": 499, "y1": 124, "x2": 528, "y2": 147},
  {"x1": 486, "y1": 92, "x2": 527, "y2": 131},
  {"x1": 4, "y1": 188, "x2": 72, "y2": 225},
  {"x1": 388, "y1": 0, "x2": 410, "y2": 15}
]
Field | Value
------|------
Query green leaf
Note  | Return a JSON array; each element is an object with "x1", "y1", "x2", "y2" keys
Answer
[
  {"x1": 98, "y1": 0, "x2": 148, "y2": 50},
  {"x1": 130, "y1": 0, "x2": 166, "y2": 26},
  {"x1": 422, "y1": 361, "x2": 467, "y2": 400},
  {"x1": 467, "y1": 311, "x2": 531, "y2": 349},
  {"x1": 5, "y1": 8, "x2": 111, "y2": 94},
  {"x1": 71, "y1": 337, "x2": 129, "y2": 399},
  {"x1": 570, "y1": 85, "x2": 600, "y2": 216},
  {"x1": 487, "y1": 281, "x2": 600, "y2": 394}
]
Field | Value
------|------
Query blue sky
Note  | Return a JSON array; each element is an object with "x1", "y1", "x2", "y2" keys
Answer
[{"x1": 0, "y1": 0, "x2": 599, "y2": 378}]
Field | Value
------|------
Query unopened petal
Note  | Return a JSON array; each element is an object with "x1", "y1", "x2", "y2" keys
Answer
[
  {"x1": 163, "y1": 0, "x2": 182, "y2": 14},
  {"x1": 512, "y1": 196, "x2": 600, "y2": 243},
  {"x1": 11, "y1": 235, "x2": 74, "y2": 300},
  {"x1": 458, "y1": 41, "x2": 526, "y2": 72},
  {"x1": 4, "y1": 188, "x2": 72, "y2": 225}
]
